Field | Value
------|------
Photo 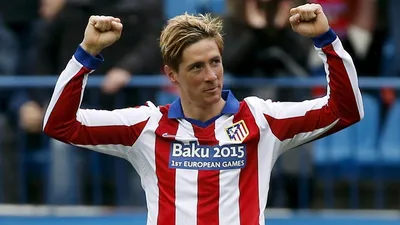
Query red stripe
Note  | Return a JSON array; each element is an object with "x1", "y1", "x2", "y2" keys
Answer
[
  {"x1": 237, "y1": 103, "x2": 260, "y2": 225},
  {"x1": 322, "y1": 44, "x2": 360, "y2": 124},
  {"x1": 44, "y1": 67, "x2": 149, "y2": 147},
  {"x1": 264, "y1": 106, "x2": 337, "y2": 142},
  {"x1": 44, "y1": 67, "x2": 89, "y2": 140},
  {"x1": 155, "y1": 106, "x2": 179, "y2": 225},
  {"x1": 69, "y1": 120, "x2": 149, "y2": 146},
  {"x1": 265, "y1": 44, "x2": 360, "y2": 142},
  {"x1": 193, "y1": 124, "x2": 220, "y2": 225}
]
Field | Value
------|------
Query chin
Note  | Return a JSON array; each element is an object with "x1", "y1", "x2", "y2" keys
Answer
[{"x1": 205, "y1": 92, "x2": 222, "y2": 104}]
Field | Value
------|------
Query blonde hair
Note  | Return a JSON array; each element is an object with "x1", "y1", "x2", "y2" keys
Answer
[{"x1": 159, "y1": 13, "x2": 224, "y2": 71}]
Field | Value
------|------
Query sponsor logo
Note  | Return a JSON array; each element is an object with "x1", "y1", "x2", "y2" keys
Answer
[
  {"x1": 169, "y1": 141, "x2": 246, "y2": 170},
  {"x1": 162, "y1": 133, "x2": 177, "y2": 138},
  {"x1": 225, "y1": 120, "x2": 249, "y2": 142}
]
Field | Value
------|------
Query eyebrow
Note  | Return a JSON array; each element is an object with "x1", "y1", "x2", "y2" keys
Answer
[
  {"x1": 186, "y1": 61, "x2": 204, "y2": 71},
  {"x1": 185, "y1": 55, "x2": 221, "y2": 71},
  {"x1": 209, "y1": 55, "x2": 221, "y2": 62}
]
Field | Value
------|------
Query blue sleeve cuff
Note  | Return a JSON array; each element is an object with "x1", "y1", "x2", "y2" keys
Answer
[
  {"x1": 74, "y1": 45, "x2": 104, "y2": 70},
  {"x1": 312, "y1": 28, "x2": 337, "y2": 48}
]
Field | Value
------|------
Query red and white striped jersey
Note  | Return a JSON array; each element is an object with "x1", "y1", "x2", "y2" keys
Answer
[{"x1": 43, "y1": 29, "x2": 364, "y2": 225}]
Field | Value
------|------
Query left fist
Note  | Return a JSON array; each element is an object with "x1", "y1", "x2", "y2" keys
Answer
[{"x1": 289, "y1": 3, "x2": 329, "y2": 37}]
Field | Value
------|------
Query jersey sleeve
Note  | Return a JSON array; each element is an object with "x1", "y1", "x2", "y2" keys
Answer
[
  {"x1": 43, "y1": 45, "x2": 153, "y2": 159},
  {"x1": 245, "y1": 29, "x2": 364, "y2": 155}
]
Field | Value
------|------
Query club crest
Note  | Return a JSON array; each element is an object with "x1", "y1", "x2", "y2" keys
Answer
[{"x1": 225, "y1": 120, "x2": 249, "y2": 142}]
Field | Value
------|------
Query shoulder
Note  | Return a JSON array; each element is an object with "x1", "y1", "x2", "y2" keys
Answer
[
  {"x1": 142, "y1": 101, "x2": 172, "y2": 120},
  {"x1": 237, "y1": 96, "x2": 269, "y2": 115},
  {"x1": 125, "y1": 101, "x2": 164, "y2": 116},
  {"x1": 241, "y1": 96, "x2": 277, "y2": 118},
  {"x1": 243, "y1": 96, "x2": 272, "y2": 107}
]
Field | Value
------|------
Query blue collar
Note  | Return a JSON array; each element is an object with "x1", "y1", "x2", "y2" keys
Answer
[{"x1": 168, "y1": 90, "x2": 240, "y2": 119}]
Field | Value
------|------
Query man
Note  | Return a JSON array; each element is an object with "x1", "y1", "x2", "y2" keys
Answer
[{"x1": 43, "y1": 3, "x2": 363, "y2": 225}]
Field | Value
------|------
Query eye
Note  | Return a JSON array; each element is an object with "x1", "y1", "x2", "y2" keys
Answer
[
  {"x1": 193, "y1": 64, "x2": 202, "y2": 69},
  {"x1": 212, "y1": 58, "x2": 221, "y2": 65},
  {"x1": 190, "y1": 63, "x2": 203, "y2": 71}
]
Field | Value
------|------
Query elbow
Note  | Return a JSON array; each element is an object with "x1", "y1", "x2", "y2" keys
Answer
[
  {"x1": 42, "y1": 120, "x2": 73, "y2": 143},
  {"x1": 351, "y1": 115, "x2": 362, "y2": 126},
  {"x1": 43, "y1": 122, "x2": 60, "y2": 140},
  {"x1": 42, "y1": 116, "x2": 56, "y2": 137},
  {"x1": 42, "y1": 123, "x2": 53, "y2": 137},
  {"x1": 42, "y1": 119, "x2": 51, "y2": 135},
  {"x1": 339, "y1": 100, "x2": 365, "y2": 126},
  {"x1": 343, "y1": 110, "x2": 363, "y2": 127}
]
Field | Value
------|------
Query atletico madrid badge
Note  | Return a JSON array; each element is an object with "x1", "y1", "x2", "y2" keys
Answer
[{"x1": 225, "y1": 120, "x2": 249, "y2": 143}]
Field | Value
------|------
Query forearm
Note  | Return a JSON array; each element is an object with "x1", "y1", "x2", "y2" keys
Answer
[
  {"x1": 259, "y1": 29, "x2": 364, "y2": 152},
  {"x1": 313, "y1": 29, "x2": 364, "y2": 125},
  {"x1": 43, "y1": 45, "x2": 103, "y2": 141}
]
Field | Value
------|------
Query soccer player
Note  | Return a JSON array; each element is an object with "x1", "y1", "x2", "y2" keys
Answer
[{"x1": 43, "y1": 3, "x2": 364, "y2": 225}]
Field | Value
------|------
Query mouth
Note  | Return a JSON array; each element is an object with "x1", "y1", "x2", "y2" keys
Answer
[{"x1": 204, "y1": 86, "x2": 219, "y2": 92}]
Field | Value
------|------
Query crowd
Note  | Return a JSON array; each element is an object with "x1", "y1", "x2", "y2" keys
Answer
[{"x1": 0, "y1": 0, "x2": 398, "y2": 208}]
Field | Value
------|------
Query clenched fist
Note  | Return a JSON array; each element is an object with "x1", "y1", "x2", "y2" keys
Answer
[
  {"x1": 80, "y1": 16, "x2": 123, "y2": 56},
  {"x1": 289, "y1": 3, "x2": 329, "y2": 37}
]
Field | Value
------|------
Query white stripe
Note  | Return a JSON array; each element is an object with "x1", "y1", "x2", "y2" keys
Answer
[
  {"x1": 216, "y1": 116, "x2": 241, "y2": 225},
  {"x1": 73, "y1": 102, "x2": 152, "y2": 158},
  {"x1": 44, "y1": 56, "x2": 153, "y2": 130},
  {"x1": 257, "y1": 134, "x2": 273, "y2": 225},
  {"x1": 128, "y1": 110, "x2": 163, "y2": 225},
  {"x1": 239, "y1": 126, "x2": 246, "y2": 140},
  {"x1": 239, "y1": 126, "x2": 245, "y2": 136},
  {"x1": 44, "y1": 56, "x2": 153, "y2": 158},
  {"x1": 234, "y1": 133, "x2": 240, "y2": 141},
  {"x1": 245, "y1": 92, "x2": 340, "y2": 154},
  {"x1": 76, "y1": 106, "x2": 151, "y2": 127},
  {"x1": 331, "y1": 38, "x2": 364, "y2": 119},
  {"x1": 75, "y1": 144, "x2": 130, "y2": 159},
  {"x1": 261, "y1": 96, "x2": 329, "y2": 119},
  {"x1": 245, "y1": 100, "x2": 338, "y2": 224},
  {"x1": 318, "y1": 39, "x2": 331, "y2": 100},
  {"x1": 278, "y1": 119, "x2": 339, "y2": 155},
  {"x1": 43, "y1": 57, "x2": 84, "y2": 128},
  {"x1": 247, "y1": 40, "x2": 359, "y2": 121},
  {"x1": 175, "y1": 120, "x2": 198, "y2": 225},
  {"x1": 239, "y1": 132, "x2": 244, "y2": 141},
  {"x1": 245, "y1": 105, "x2": 274, "y2": 225}
]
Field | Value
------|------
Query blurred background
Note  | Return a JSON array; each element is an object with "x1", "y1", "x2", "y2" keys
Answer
[{"x1": 0, "y1": 0, "x2": 399, "y2": 224}]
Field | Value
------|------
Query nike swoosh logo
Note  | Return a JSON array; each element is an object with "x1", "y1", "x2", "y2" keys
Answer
[
  {"x1": 162, "y1": 133, "x2": 197, "y2": 141},
  {"x1": 162, "y1": 133, "x2": 177, "y2": 138}
]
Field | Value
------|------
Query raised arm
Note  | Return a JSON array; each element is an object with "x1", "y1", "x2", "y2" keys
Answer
[
  {"x1": 43, "y1": 16, "x2": 152, "y2": 158},
  {"x1": 245, "y1": 4, "x2": 364, "y2": 154}
]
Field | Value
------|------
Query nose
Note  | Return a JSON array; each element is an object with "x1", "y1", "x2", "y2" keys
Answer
[{"x1": 204, "y1": 65, "x2": 217, "y2": 82}]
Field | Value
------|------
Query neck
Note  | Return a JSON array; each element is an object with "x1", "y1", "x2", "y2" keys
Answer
[{"x1": 180, "y1": 98, "x2": 226, "y2": 122}]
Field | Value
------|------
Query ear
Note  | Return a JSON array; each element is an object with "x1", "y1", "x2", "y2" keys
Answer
[{"x1": 164, "y1": 65, "x2": 179, "y2": 85}]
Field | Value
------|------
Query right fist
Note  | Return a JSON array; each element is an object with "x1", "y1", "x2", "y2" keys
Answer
[{"x1": 81, "y1": 16, "x2": 123, "y2": 56}]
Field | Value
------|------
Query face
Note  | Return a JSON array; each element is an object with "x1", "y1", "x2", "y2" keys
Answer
[{"x1": 165, "y1": 38, "x2": 224, "y2": 107}]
